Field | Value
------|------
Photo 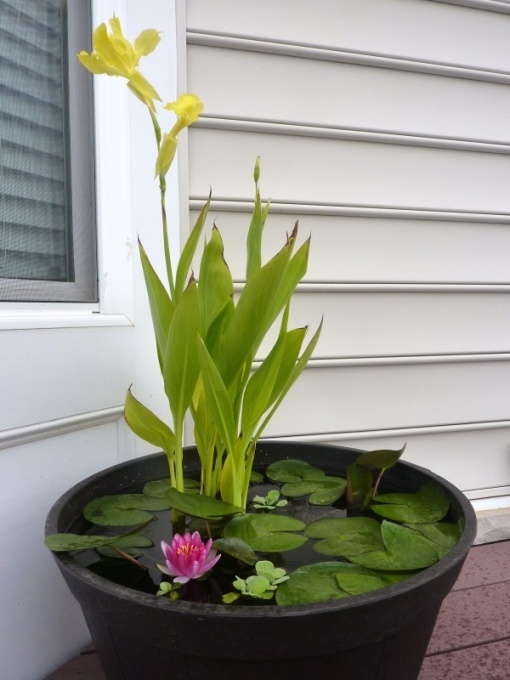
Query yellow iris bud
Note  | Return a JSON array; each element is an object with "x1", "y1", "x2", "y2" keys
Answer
[{"x1": 155, "y1": 134, "x2": 178, "y2": 178}]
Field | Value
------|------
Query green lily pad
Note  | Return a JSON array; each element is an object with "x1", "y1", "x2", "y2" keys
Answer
[
  {"x1": 45, "y1": 524, "x2": 153, "y2": 552},
  {"x1": 404, "y1": 521, "x2": 462, "y2": 551},
  {"x1": 250, "y1": 471, "x2": 264, "y2": 484},
  {"x1": 371, "y1": 481, "x2": 449, "y2": 524},
  {"x1": 305, "y1": 517, "x2": 384, "y2": 556},
  {"x1": 276, "y1": 562, "x2": 371, "y2": 605},
  {"x1": 143, "y1": 478, "x2": 200, "y2": 499},
  {"x1": 355, "y1": 444, "x2": 406, "y2": 470},
  {"x1": 212, "y1": 537, "x2": 258, "y2": 565},
  {"x1": 347, "y1": 520, "x2": 442, "y2": 570},
  {"x1": 45, "y1": 533, "x2": 125, "y2": 552},
  {"x1": 84, "y1": 494, "x2": 170, "y2": 526},
  {"x1": 281, "y1": 481, "x2": 324, "y2": 497},
  {"x1": 336, "y1": 569, "x2": 415, "y2": 596},
  {"x1": 279, "y1": 473, "x2": 346, "y2": 505},
  {"x1": 165, "y1": 488, "x2": 243, "y2": 520},
  {"x1": 223, "y1": 513, "x2": 307, "y2": 552},
  {"x1": 309, "y1": 478, "x2": 347, "y2": 505},
  {"x1": 97, "y1": 534, "x2": 154, "y2": 558},
  {"x1": 266, "y1": 459, "x2": 326, "y2": 484}
]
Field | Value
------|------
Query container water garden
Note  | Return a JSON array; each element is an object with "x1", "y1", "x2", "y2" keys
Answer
[{"x1": 45, "y1": 17, "x2": 477, "y2": 680}]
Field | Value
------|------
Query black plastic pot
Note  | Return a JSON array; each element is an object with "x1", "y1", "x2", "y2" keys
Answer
[{"x1": 46, "y1": 441, "x2": 477, "y2": 680}]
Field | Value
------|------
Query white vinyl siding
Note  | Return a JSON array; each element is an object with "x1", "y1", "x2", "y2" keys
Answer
[{"x1": 183, "y1": 0, "x2": 510, "y2": 500}]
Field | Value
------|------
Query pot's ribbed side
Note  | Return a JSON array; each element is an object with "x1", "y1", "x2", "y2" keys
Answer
[{"x1": 46, "y1": 442, "x2": 477, "y2": 680}]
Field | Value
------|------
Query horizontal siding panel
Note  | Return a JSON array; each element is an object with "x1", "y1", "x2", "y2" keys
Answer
[
  {"x1": 188, "y1": 45, "x2": 510, "y2": 143},
  {"x1": 301, "y1": 427, "x2": 510, "y2": 496},
  {"x1": 187, "y1": 0, "x2": 510, "y2": 72},
  {"x1": 258, "y1": 291, "x2": 510, "y2": 359},
  {"x1": 190, "y1": 210, "x2": 510, "y2": 284},
  {"x1": 189, "y1": 128, "x2": 510, "y2": 213},
  {"x1": 263, "y1": 360, "x2": 510, "y2": 436},
  {"x1": 186, "y1": 0, "x2": 510, "y2": 499}
]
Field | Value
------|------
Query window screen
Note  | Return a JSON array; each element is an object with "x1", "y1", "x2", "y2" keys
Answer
[{"x1": 0, "y1": 0, "x2": 96, "y2": 302}]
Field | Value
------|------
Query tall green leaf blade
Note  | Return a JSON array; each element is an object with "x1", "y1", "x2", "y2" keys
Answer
[
  {"x1": 163, "y1": 280, "x2": 200, "y2": 425},
  {"x1": 346, "y1": 463, "x2": 373, "y2": 508},
  {"x1": 246, "y1": 158, "x2": 270, "y2": 280},
  {"x1": 241, "y1": 333, "x2": 287, "y2": 436},
  {"x1": 138, "y1": 239, "x2": 174, "y2": 368},
  {"x1": 255, "y1": 319, "x2": 322, "y2": 439},
  {"x1": 218, "y1": 241, "x2": 292, "y2": 387},
  {"x1": 266, "y1": 235, "x2": 309, "y2": 325},
  {"x1": 174, "y1": 194, "x2": 210, "y2": 301},
  {"x1": 267, "y1": 326, "x2": 306, "y2": 407},
  {"x1": 198, "y1": 227, "x2": 234, "y2": 340},
  {"x1": 124, "y1": 388, "x2": 176, "y2": 455},
  {"x1": 203, "y1": 298, "x2": 235, "y2": 361},
  {"x1": 197, "y1": 336, "x2": 237, "y2": 455}
]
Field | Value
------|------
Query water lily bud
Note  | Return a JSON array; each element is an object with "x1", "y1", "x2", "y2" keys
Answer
[{"x1": 155, "y1": 133, "x2": 177, "y2": 178}]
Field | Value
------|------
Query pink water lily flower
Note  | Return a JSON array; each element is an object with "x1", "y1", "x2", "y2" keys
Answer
[{"x1": 160, "y1": 532, "x2": 220, "y2": 584}]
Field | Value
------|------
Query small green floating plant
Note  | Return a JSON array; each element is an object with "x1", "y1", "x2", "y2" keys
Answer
[{"x1": 45, "y1": 17, "x2": 462, "y2": 606}]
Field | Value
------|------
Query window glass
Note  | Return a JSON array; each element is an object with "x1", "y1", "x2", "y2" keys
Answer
[{"x1": 0, "y1": 0, "x2": 96, "y2": 302}]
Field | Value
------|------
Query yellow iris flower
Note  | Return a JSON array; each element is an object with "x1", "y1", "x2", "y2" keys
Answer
[
  {"x1": 164, "y1": 94, "x2": 204, "y2": 128},
  {"x1": 77, "y1": 17, "x2": 161, "y2": 109}
]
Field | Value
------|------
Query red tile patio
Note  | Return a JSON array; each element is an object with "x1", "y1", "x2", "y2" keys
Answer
[{"x1": 45, "y1": 540, "x2": 510, "y2": 680}]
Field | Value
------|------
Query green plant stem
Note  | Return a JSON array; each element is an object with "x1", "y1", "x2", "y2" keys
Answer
[
  {"x1": 159, "y1": 176, "x2": 175, "y2": 299},
  {"x1": 372, "y1": 469, "x2": 385, "y2": 498},
  {"x1": 165, "y1": 451, "x2": 177, "y2": 489},
  {"x1": 148, "y1": 107, "x2": 175, "y2": 299},
  {"x1": 241, "y1": 440, "x2": 256, "y2": 509},
  {"x1": 203, "y1": 438, "x2": 216, "y2": 497},
  {"x1": 110, "y1": 546, "x2": 147, "y2": 570},
  {"x1": 174, "y1": 421, "x2": 184, "y2": 493}
]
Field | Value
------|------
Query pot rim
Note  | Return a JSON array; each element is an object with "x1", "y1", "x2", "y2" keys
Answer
[{"x1": 45, "y1": 441, "x2": 477, "y2": 619}]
